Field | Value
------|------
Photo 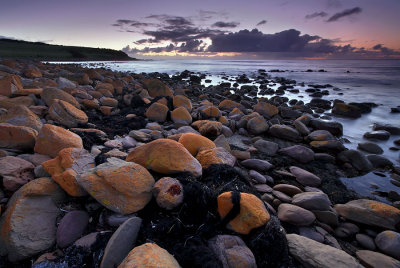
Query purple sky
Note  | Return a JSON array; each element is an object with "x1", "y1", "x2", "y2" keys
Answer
[{"x1": 1, "y1": 0, "x2": 399, "y2": 59}]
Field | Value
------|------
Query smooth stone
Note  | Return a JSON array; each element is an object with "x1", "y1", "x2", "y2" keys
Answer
[
  {"x1": 290, "y1": 166, "x2": 321, "y2": 187},
  {"x1": 56, "y1": 211, "x2": 89, "y2": 248},
  {"x1": 334, "y1": 222, "x2": 360, "y2": 238},
  {"x1": 277, "y1": 203, "x2": 316, "y2": 226},
  {"x1": 279, "y1": 145, "x2": 315, "y2": 163},
  {"x1": 272, "y1": 190, "x2": 292, "y2": 203},
  {"x1": 100, "y1": 217, "x2": 142, "y2": 268},
  {"x1": 249, "y1": 170, "x2": 267, "y2": 184},
  {"x1": 356, "y1": 250, "x2": 400, "y2": 268},
  {"x1": 356, "y1": 234, "x2": 376, "y2": 250},
  {"x1": 364, "y1": 130, "x2": 391, "y2": 141},
  {"x1": 269, "y1": 124, "x2": 302, "y2": 142},
  {"x1": 309, "y1": 119, "x2": 343, "y2": 136},
  {"x1": 312, "y1": 210, "x2": 339, "y2": 227},
  {"x1": 307, "y1": 130, "x2": 335, "y2": 142},
  {"x1": 298, "y1": 227, "x2": 324, "y2": 243},
  {"x1": 358, "y1": 142, "x2": 384, "y2": 154},
  {"x1": 253, "y1": 139, "x2": 279, "y2": 156},
  {"x1": 292, "y1": 192, "x2": 332, "y2": 211},
  {"x1": 373, "y1": 123, "x2": 400, "y2": 135},
  {"x1": 273, "y1": 184, "x2": 302, "y2": 197},
  {"x1": 241, "y1": 159, "x2": 273, "y2": 172},
  {"x1": 152, "y1": 177, "x2": 184, "y2": 210},
  {"x1": 255, "y1": 184, "x2": 273, "y2": 193},
  {"x1": 287, "y1": 234, "x2": 363, "y2": 268},
  {"x1": 375, "y1": 231, "x2": 400, "y2": 260},
  {"x1": 338, "y1": 149, "x2": 373, "y2": 172},
  {"x1": 367, "y1": 154, "x2": 393, "y2": 168}
]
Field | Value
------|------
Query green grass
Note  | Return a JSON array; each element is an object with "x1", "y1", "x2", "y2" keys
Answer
[{"x1": 0, "y1": 39, "x2": 135, "y2": 61}]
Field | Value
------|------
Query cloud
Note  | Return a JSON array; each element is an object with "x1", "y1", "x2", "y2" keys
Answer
[
  {"x1": 326, "y1": 7, "x2": 362, "y2": 22},
  {"x1": 146, "y1": 15, "x2": 193, "y2": 26},
  {"x1": 212, "y1": 21, "x2": 240, "y2": 28},
  {"x1": 327, "y1": 0, "x2": 342, "y2": 8},
  {"x1": 256, "y1": 20, "x2": 267, "y2": 26},
  {"x1": 305, "y1": 12, "x2": 328, "y2": 19}
]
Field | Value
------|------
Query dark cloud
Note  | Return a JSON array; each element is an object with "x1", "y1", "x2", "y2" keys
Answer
[
  {"x1": 305, "y1": 12, "x2": 328, "y2": 19},
  {"x1": 146, "y1": 15, "x2": 193, "y2": 26},
  {"x1": 141, "y1": 27, "x2": 225, "y2": 44},
  {"x1": 373, "y1": 44, "x2": 400, "y2": 55},
  {"x1": 256, "y1": 20, "x2": 267, "y2": 26},
  {"x1": 178, "y1": 40, "x2": 204, "y2": 52},
  {"x1": 112, "y1": 19, "x2": 156, "y2": 28},
  {"x1": 212, "y1": 21, "x2": 240, "y2": 28},
  {"x1": 326, "y1": 7, "x2": 362, "y2": 22}
]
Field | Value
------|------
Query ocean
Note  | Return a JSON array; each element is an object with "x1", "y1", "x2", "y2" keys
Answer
[{"x1": 54, "y1": 59, "x2": 400, "y2": 201}]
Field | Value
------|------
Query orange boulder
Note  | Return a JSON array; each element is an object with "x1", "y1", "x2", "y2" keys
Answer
[
  {"x1": 0, "y1": 123, "x2": 37, "y2": 150},
  {"x1": 49, "y1": 99, "x2": 88, "y2": 128},
  {"x1": 178, "y1": 132, "x2": 216, "y2": 156},
  {"x1": 173, "y1": 95, "x2": 192, "y2": 111},
  {"x1": 196, "y1": 147, "x2": 236, "y2": 169},
  {"x1": 126, "y1": 139, "x2": 202, "y2": 177},
  {"x1": 0, "y1": 75, "x2": 23, "y2": 97},
  {"x1": 192, "y1": 120, "x2": 223, "y2": 137},
  {"x1": 145, "y1": 102, "x2": 169, "y2": 122},
  {"x1": 143, "y1": 78, "x2": 173, "y2": 98},
  {"x1": 171, "y1": 106, "x2": 192, "y2": 126},
  {"x1": 218, "y1": 192, "x2": 270, "y2": 234}
]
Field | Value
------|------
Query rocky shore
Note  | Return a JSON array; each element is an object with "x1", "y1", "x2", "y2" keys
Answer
[{"x1": 0, "y1": 59, "x2": 399, "y2": 268}]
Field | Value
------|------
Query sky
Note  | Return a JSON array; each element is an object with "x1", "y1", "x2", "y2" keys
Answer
[{"x1": 1, "y1": 0, "x2": 400, "y2": 59}]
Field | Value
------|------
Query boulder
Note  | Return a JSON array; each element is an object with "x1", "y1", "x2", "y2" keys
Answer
[
  {"x1": 77, "y1": 158, "x2": 155, "y2": 214},
  {"x1": 40, "y1": 87, "x2": 80, "y2": 108},
  {"x1": 23, "y1": 65, "x2": 42, "y2": 78},
  {"x1": 306, "y1": 130, "x2": 335, "y2": 142},
  {"x1": 56, "y1": 210, "x2": 89, "y2": 248},
  {"x1": 287, "y1": 234, "x2": 363, "y2": 268},
  {"x1": 367, "y1": 154, "x2": 393, "y2": 168},
  {"x1": 42, "y1": 147, "x2": 95, "y2": 196},
  {"x1": 0, "y1": 124, "x2": 37, "y2": 150},
  {"x1": 358, "y1": 142, "x2": 384, "y2": 154},
  {"x1": 0, "y1": 156, "x2": 35, "y2": 191},
  {"x1": 254, "y1": 139, "x2": 279, "y2": 156},
  {"x1": 334, "y1": 199, "x2": 400, "y2": 230},
  {"x1": 310, "y1": 140, "x2": 346, "y2": 152},
  {"x1": 356, "y1": 250, "x2": 400, "y2": 268},
  {"x1": 145, "y1": 102, "x2": 169, "y2": 122},
  {"x1": 34, "y1": 124, "x2": 83, "y2": 157},
  {"x1": 171, "y1": 106, "x2": 192, "y2": 125},
  {"x1": 0, "y1": 75, "x2": 23, "y2": 97},
  {"x1": 119, "y1": 243, "x2": 180, "y2": 268},
  {"x1": 0, "y1": 178, "x2": 66, "y2": 262},
  {"x1": 101, "y1": 217, "x2": 142, "y2": 268},
  {"x1": 254, "y1": 102, "x2": 278, "y2": 118},
  {"x1": 292, "y1": 192, "x2": 332, "y2": 211},
  {"x1": 192, "y1": 120, "x2": 223, "y2": 137},
  {"x1": 200, "y1": 106, "x2": 221, "y2": 118},
  {"x1": 332, "y1": 103, "x2": 361, "y2": 118},
  {"x1": 0, "y1": 105, "x2": 43, "y2": 131},
  {"x1": 49, "y1": 99, "x2": 88, "y2": 127},
  {"x1": 279, "y1": 145, "x2": 315, "y2": 163},
  {"x1": 173, "y1": 95, "x2": 192, "y2": 111},
  {"x1": 143, "y1": 79, "x2": 173, "y2": 98},
  {"x1": 196, "y1": 147, "x2": 236, "y2": 168},
  {"x1": 269, "y1": 125, "x2": 302, "y2": 142},
  {"x1": 218, "y1": 192, "x2": 270, "y2": 235},
  {"x1": 247, "y1": 115, "x2": 269, "y2": 135},
  {"x1": 364, "y1": 130, "x2": 391, "y2": 141},
  {"x1": 219, "y1": 99, "x2": 245, "y2": 112},
  {"x1": 338, "y1": 150, "x2": 373, "y2": 172},
  {"x1": 152, "y1": 177, "x2": 184, "y2": 210},
  {"x1": 373, "y1": 123, "x2": 400, "y2": 135},
  {"x1": 178, "y1": 132, "x2": 216, "y2": 156},
  {"x1": 310, "y1": 119, "x2": 343, "y2": 136},
  {"x1": 289, "y1": 166, "x2": 321, "y2": 187},
  {"x1": 375, "y1": 231, "x2": 400, "y2": 260},
  {"x1": 208, "y1": 235, "x2": 256, "y2": 268},
  {"x1": 273, "y1": 184, "x2": 302, "y2": 197},
  {"x1": 126, "y1": 139, "x2": 202, "y2": 177},
  {"x1": 277, "y1": 204, "x2": 316, "y2": 226}
]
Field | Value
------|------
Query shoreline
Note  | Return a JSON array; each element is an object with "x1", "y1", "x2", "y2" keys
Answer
[{"x1": 0, "y1": 59, "x2": 399, "y2": 267}]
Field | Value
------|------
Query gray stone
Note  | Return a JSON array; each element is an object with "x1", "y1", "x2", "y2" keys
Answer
[
  {"x1": 214, "y1": 135, "x2": 231, "y2": 152},
  {"x1": 279, "y1": 145, "x2": 315, "y2": 163},
  {"x1": 241, "y1": 159, "x2": 273, "y2": 172},
  {"x1": 269, "y1": 124, "x2": 302, "y2": 142},
  {"x1": 367, "y1": 154, "x2": 393, "y2": 168},
  {"x1": 373, "y1": 123, "x2": 400, "y2": 135},
  {"x1": 249, "y1": 170, "x2": 267, "y2": 184},
  {"x1": 100, "y1": 217, "x2": 142, "y2": 268},
  {"x1": 277, "y1": 204, "x2": 316, "y2": 226},
  {"x1": 290, "y1": 166, "x2": 321, "y2": 187},
  {"x1": 298, "y1": 227, "x2": 324, "y2": 243},
  {"x1": 375, "y1": 231, "x2": 400, "y2": 260},
  {"x1": 0, "y1": 156, "x2": 34, "y2": 192},
  {"x1": 272, "y1": 190, "x2": 292, "y2": 203},
  {"x1": 34, "y1": 165, "x2": 50, "y2": 177},
  {"x1": 309, "y1": 119, "x2": 343, "y2": 136},
  {"x1": 208, "y1": 235, "x2": 256, "y2": 268},
  {"x1": 334, "y1": 222, "x2": 359, "y2": 238},
  {"x1": 292, "y1": 192, "x2": 332, "y2": 211},
  {"x1": 294, "y1": 120, "x2": 310, "y2": 136},
  {"x1": 306, "y1": 130, "x2": 335, "y2": 142},
  {"x1": 312, "y1": 210, "x2": 339, "y2": 227},
  {"x1": 254, "y1": 139, "x2": 279, "y2": 156},
  {"x1": 364, "y1": 130, "x2": 391, "y2": 140},
  {"x1": 273, "y1": 184, "x2": 302, "y2": 197},
  {"x1": 254, "y1": 184, "x2": 273, "y2": 193},
  {"x1": 287, "y1": 234, "x2": 363, "y2": 268},
  {"x1": 356, "y1": 234, "x2": 376, "y2": 250},
  {"x1": 57, "y1": 210, "x2": 89, "y2": 248},
  {"x1": 358, "y1": 142, "x2": 384, "y2": 154},
  {"x1": 356, "y1": 250, "x2": 400, "y2": 268},
  {"x1": 338, "y1": 149, "x2": 373, "y2": 172}
]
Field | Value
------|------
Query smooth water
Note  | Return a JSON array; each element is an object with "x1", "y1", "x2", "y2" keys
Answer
[{"x1": 53, "y1": 59, "x2": 400, "y2": 200}]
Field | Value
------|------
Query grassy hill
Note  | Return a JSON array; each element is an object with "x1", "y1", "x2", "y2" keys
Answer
[{"x1": 0, "y1": 38, "x2": 135, "y2": 61}]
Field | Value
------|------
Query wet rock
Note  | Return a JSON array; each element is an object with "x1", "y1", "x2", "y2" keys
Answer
[
  {"x1": 289, "y1": 166, "x2": 321, "y2": 187},
  {"x1": 332, "y1": 103, "x2": 361, "y2": 118},
  {"x1": 178, "y1": 132, "x2": 215, "y2": 156},
  {"x1": 338, "y1": 149, "x2": 373, "y2": 172},
  {"x1": 254, "y1": 102, "x2": 278, "y2": 118},
  {"x1": 375, "y1": 231, "x2": 400, "y2": 260},
  {"x1": 356, "y1": 234, "x2": 376, "y2": 250},
  {"x1": 171, "y1": 106, "x2": 192, "y2": 125},
  {"x1": 0, "y1": 156, "x2": 34, "y2": 191},
  {"x1": 249, "y1": 170, "x2": 268, "y2": 184},
  {"x1": 0, "y1": 123, "x2": 38, "y2": 150},
  {"x1": 310, "y1": 119, "x2": 343, "y2": 136},
  {"x1": 254, "y1": 139, "x2": 279, "y2": 156},
  {"x1": 152, "y1": 177, "x2": 184, "y2": 210},
  {"x1": 310, "y1": 140, "x2": 346, "y2": 152},
  {"x1": 334, "y1": 199, "x2": 400, "y2": 230},
  {"x1": 367, "y1": 154, "x2": 393, "y2": 168},
  {"x1": 42, "y1": 147, "x2": 94, "y2": 196},
  {"x1": 173, "y1": 95, "x2": 192, "y2": 111},
  {"x1": 145, "y1": 102, "x2": 169, "y2": 122},
  {"x1": 287, "y1": 234, "x2": 363, "y2": 268},
  {"x1": 356, "y1": 250, "x2": 400, "y2": 268},
  {"x1": 34, "y1": 124, "x2": 83, "y2": 157},
  {"x1": 77, "y1": 158, "x2": 155, "y2": 214},
  {"x1": 119, "y1": 243, "x2": 179, "y2": 268},
  {"x1": 196, "y1": 147, "x2": 236, "y2": 169},
  {"x1": 358, "y1": 142, "x2": 384, "y2": 154},
  {"x1": 56, "y1": 77, "x2": 76, "y2": 88},
  {"x1": 292, "y1": 192, "x2": 331, "y2": 211},
  {"x1": 373, "y1": 123, "x2": 400, "y2": 135},
  {"x1": 0, "y1": 105, "x2": 43, "y2": 131},
  {"x1": 269, "y1": 124, "x2": 302, "y2": 142},
  {"x1": 57, "y1": 210, "x2": 89, "y2": 248},
  {"x1": 247, "y1": 115, "x2": 269, "y2": 135},
  {"x1": 49, "y1": 99, "x2": 88, "y2": 127},
  {"x1": 307, "y1": 130, "x2": 335, "y2": 142},
  {"x1": 101, "y1": 217, "x2": 142, "y2": 268},
  {"x1": 0, "y1": 178, "x2": 66, "y2": 262},
  {"x1": 313, "y1": 210, "x2": 339, "y2": 227},
  {"x1": 364, "y1": 130, "x2": 391, "y2": 140},
  {"x1": 219, "y1": 99, "x2": 245, "y2": 112},
  {"x1": 279, "y1": 145, "x2": 315, "y2": 164},
  {"x1": 192, "y1": 120, "x2": 223, "y2": 137},
  {"x1": 40, "y1": 87, "x2": 80, "y2": 108},
  {"x1": 208, "y1": 235, "x2": 256, "y2": 268},
  {"x1": 294, "y1": 120, "x2": 310, "y2": 136},
  {"x1": 241, "y1": 159, "x2": 273, "y2": 172},
  {"x1": 277, "y1": 204, "x2": 315, "y2": 226},
  {"x1": 143, "y1": 78, "x2": 173, "y2": 98},
  {"x1": 126, "y1": 139, "x2": 202, "y2": 177},
  {"x1": 218, "y1": 192, "x2": 270, "y2": 234}
]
